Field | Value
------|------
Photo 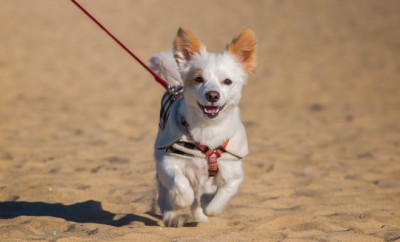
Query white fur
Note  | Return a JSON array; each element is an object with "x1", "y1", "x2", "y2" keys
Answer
[
  {"x1": 181, "y1": 51, "x2": 246, "y2": 148},
  {"x1": 151, "y1": 30, "x2": 254, "y2": 227}
]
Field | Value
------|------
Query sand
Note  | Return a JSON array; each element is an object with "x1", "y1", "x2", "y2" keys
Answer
[{"x1": 1, "y1": 0, "x2": 400, "y2": 241}]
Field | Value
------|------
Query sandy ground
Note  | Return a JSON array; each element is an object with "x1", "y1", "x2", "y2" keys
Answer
[{"x1": 1, "y1": 0, "x2": 400, "y2": 241}]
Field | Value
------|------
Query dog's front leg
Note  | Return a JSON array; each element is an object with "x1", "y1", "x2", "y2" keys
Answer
[
  {"x1": 204, "y1": 160, "x2": 243, "y2": 216},
  {"x1": 156, "y1": 153, "x2": 195, "y2": 226},
  {"x1": 191, "y1": 175, "x2": 210, "y2": 223},
  {"x1": 156, "y1": 153, "x2": 195, "y2": 208}
]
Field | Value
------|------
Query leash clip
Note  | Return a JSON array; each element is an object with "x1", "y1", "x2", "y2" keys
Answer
[{"x1": 168, "y1": 85, "x2": 184, "y2": 100}]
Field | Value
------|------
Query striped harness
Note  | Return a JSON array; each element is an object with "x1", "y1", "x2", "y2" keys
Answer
[
  {"x1": 159, "y1": 86, "x2": 183, "y2": 131},
  {"x1": 159, "y1": 89, "x2": 229, "y2": 177}
]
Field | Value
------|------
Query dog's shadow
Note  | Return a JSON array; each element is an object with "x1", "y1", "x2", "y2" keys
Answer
[{"x1": 0, "y1": 200, "x2": 159, "y2": 227}]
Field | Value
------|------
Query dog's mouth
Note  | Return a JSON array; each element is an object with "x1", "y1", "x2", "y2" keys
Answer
[{"x1": 197, "y1": 102, "x2": 226, "y2": 119}]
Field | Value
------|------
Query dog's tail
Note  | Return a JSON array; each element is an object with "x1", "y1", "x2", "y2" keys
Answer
[{"x1": 149, "y1": 51, "x2": 182, "y2": 87}]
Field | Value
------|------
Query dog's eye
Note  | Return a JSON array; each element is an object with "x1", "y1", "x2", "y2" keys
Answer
[
  {"x1": 223, "y1": 79, "x2": 232, "y2": 85},
  {"x1": 194, "y1": 76, "x2": 204, "y2": 84}
]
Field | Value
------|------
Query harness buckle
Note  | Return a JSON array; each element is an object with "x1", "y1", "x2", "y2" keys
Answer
[{"x1": 168, "y1": 85, "x2": 184, "y2": 100}]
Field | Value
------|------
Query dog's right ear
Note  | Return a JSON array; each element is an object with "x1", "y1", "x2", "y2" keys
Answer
[{"x1": 174, "y1": 28, "x2": 203, "y2": 69}]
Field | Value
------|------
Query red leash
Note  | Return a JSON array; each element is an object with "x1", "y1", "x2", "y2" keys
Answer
[{"x1": 70, "y1": 0, "x2": 170, "y2": 91}]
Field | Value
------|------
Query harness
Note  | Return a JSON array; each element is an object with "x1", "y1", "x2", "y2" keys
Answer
[
  {"x1": 181, "y1": 116, "x2": 229, "y2": 177},
  {"x1": 159, "y1": 91, "x2": 229, "y2": 177}
]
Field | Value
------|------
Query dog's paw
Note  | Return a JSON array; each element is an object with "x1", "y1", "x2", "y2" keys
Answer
[
  {"x1": 194, "y1": 212, "x2": 209, "y2": 223},
  {"x1": 204, "y1": 203, "x2": 224, "y2": 217},
  {"x1": 163, "y1": 211, "x2": 184, "y2": 227},
  {"x1": 192, "y1": 207, "x2": 209, "y2": 223}
]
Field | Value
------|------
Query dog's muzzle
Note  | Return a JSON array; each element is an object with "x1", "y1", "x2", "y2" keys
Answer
[{"x1": 197, "y1": 102, "x2": 226, "y2": 118}]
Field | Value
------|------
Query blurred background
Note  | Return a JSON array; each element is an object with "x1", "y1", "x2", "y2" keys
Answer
[{"x1": 0, "y1": 0, "x2": 399, "y2": 240}]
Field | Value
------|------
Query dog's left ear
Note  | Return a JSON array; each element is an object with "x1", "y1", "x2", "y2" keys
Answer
[
  {"x1": 174, "y1": 28, "x2": 204, "y2": 69},
  {"x1": 227, "y1": 28, "x2": 257, "y2": 74}
]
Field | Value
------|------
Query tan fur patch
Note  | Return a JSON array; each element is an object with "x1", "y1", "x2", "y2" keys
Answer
[
  {"x1": 227, "y1": 28, "x2": 257, "y2": 74},
  {"x1": 174, "y1": 28, "x2": 203, "y2": 62},
  {"x1": 184, "y1": 68, "x2": 204, "y2": 88}
]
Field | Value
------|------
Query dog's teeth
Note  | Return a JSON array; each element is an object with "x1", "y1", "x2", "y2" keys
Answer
[{"x1": 204, "y1": 107, "x2": 220, "y2": 114}]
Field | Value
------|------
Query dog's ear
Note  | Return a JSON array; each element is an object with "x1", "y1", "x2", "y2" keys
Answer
[
  {"x1": 174, "y1": 28, "x2": 203, "y2": 69},
  {"x1": 227, "y1": 28, "x2": 257, "y2": 74}
]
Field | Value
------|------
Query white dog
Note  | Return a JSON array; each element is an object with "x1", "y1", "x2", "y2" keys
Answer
[{"x1": 150, "y1": 28, "x2": 256, "y2": 227}]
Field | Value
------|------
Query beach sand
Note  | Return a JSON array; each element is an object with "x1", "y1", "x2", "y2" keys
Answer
[{"x1": 1, "y1": 0, "x2": 399, "y2": 241}]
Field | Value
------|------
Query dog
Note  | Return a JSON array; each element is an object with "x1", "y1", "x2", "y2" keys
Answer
[{"x1": 150, "y1": 28, "x2": 256, "y2": 227}]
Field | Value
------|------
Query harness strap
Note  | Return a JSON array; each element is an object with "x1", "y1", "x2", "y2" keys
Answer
[
  {"x1": 197, "y1": 140, "x2": 229, "y2": 176},
  {"x1": 181, "y1": 116, "x2": 229, "y2": 177}
]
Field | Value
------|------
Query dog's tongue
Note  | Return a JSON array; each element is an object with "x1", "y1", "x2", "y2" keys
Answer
[{"x1": 204, "y1": 106, "x2": 219, "y2": 115}]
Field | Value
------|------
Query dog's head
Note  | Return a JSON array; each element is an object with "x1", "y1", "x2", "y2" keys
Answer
[{"x1": 174, "y1": 28, "x2": 256, "y2": 121}]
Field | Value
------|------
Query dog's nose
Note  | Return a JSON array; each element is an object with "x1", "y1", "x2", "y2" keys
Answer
[{"x1": 206, "y1": 91, "x2": 220, "y2": 103}]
